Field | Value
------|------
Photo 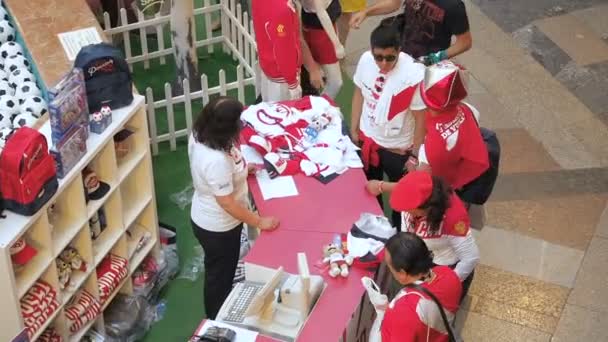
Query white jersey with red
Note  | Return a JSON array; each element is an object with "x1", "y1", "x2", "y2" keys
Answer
[
  {"x1": 241, "y1": 96, "x2": 362, "y2": 177},
  {"x1": 381, "y1": 266, "x2": 461, "y2": 342},
  {"x1": 401, "y1": 193, "x2": 479, "y2": 281}
]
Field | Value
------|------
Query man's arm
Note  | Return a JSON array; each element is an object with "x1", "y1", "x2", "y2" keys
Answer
[
  {"x1": 311, "y1": 0, "x2": 344, "y2": 58},
  {"x1": 350, "y1": 0, "x2": 402, "y2": 28},
  {"x1": 297, "y1": 1, "x2": 325, "y2": 90},
  {"x1": 446, "y1": 31, "x2": 472, "y2": 58},
  {"x1": 411, "y1": 109, "x2": 426, "y2": 154},
  {"x1": 350, "y1": 85, "x2": 364, "y2": 143}
]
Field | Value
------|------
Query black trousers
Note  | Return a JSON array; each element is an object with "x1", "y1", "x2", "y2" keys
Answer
[
  {"x1": 192, "y1": 220, "x2": 243, "y2": 320},
  {"x1": 365, "y1": 148, "x2": 411, "y2": 228}
]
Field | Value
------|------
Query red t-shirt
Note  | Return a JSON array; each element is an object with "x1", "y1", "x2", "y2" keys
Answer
[
  {"x1": 252, "y1": 0, "x2": 301, "y2": 88},
  {"x1": 424, "y1": 103, "x2": 489, "y2": 189},
  {"x1": 381, "y1": 266, "x2": 462, "y2": 342}
]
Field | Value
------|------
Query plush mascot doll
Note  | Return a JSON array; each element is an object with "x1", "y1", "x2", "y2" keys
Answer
[{"x1": 322, "y1": 243, "x2": 353, "y2": 277}]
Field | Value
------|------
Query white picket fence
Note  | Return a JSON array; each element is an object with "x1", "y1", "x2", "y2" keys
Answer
[{"x1": 101, "y1": 0, "x2": 257, "y2": 155}]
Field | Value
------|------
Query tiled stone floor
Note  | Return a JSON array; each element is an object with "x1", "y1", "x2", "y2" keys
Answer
[{"x1": 343, "y1": 1, "x2": 608, "y2": 340}]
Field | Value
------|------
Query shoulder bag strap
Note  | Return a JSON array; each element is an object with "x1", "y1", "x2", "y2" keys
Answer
[{"x1": 405, "y1": 283, "x2": 461, "y2": 342}]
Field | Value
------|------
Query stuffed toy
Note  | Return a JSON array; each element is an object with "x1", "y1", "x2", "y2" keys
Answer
[
  {"x1": 322, "y1": 242, "x2": 353, "y2": 277},
  {"x1": 56, "y1": 259, "x2": 72, "y2": 290},
  {"x1": 60, "y1": 246, "x2": 87, "y2": 272}
]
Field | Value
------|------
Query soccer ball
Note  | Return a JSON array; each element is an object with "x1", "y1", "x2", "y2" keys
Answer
[
  {"x1": 9, "y1": 68, "x2": 34, "y2": 88},
  {"x1": 0, "y1": 95, "x2": 20, "y2": 119},
  {"x1": 12, "y1": 112, "x2": 38, "y2": 128},
  {"x1": 0, "y1": 68, "x2": 8, "y2": 81},
  {"x1": 0, "y1": 80, "x2": 14, "y2": 97},
  {"x1": 20, "y1": 96, "x2": 48, "y2": 118},
  {"x1": 15, "y1": 81, "x2": 41, "y2": 100},
  {"x1": 0, "y1": 41, "x2": 23, "y2": 60},
  {"x1": 0, "y1": 126, "x2": 15, "y2": 149},
  {"x1": 4, "y1": 54, "x2": 30, "y2": 73},
  {"x1": 0, "y1": 20, "x2": 15, "y2": 44},
  {"x1": 0, "y1": 8, "x2": 9, "y2": 22},
  {"x1": 0, "y1": 111, "x2": 11, "y2": 128}
]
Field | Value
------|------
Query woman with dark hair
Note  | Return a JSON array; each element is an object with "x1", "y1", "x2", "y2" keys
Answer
[
  {"x1": 367, "y1": 171, "x2": 479, "y2": 301},
  {"x1": 382, "y1": 232, "x2": 461, "y2": 341},
  {"x1": 188, "y1": 96, "x2": 279, "y2": 319}
]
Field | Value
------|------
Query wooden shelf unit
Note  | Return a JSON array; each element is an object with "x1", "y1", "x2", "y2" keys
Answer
[{"x1": 0, "y1": 95, "x2": 162, "y2": 341}]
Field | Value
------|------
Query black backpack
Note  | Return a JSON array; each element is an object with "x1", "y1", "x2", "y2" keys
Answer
[
  {"x1": 457, "y1": 127, "x2": 501, "y2": 205},
  {"x1": 74, "y1": 43, "x2": 133, "y2": 113}
]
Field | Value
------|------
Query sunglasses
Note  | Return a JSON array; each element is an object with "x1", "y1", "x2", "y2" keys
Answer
[{"x1": 373, "y1": 54, "x2": 397, "y2": 62}]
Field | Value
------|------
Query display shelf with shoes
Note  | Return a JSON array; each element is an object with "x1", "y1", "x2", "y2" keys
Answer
[
  {"x1": 84, "y1": 142, "x2": 119, "y2": 219},
  {"x1": 14, "y1": 215, "x2": 52, "y2": 299},
  {"x1": 120, "y1": 157, "x2": 154, "y2": 228},
  {"x1": 91, "y1": 193, "x2": 124, "y2": 265},
  {"x1": 58, "y1": 228, "x2": 94, "y2": 305},
  {"x1": 49, "y1": 175, "x2": 88, "y2": 257},
  {"x1": 0, "y1": 94, "x2": 162, "y2": 341},
  {"x1": 65, "y1": 273, "x2": 102, "y2": 342}
]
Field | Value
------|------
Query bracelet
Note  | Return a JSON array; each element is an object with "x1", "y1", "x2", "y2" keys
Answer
[{"x1": 378, "y1": 181, "x2": 384, "y2": 194}]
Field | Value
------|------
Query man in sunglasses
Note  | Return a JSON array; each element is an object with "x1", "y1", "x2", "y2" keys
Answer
[
  {"x1": 351, "y1": 22, "x2": 426, "y2": 227},
  {"x1": 349, "y1": 0, "x2": 472, "y2": 66}
]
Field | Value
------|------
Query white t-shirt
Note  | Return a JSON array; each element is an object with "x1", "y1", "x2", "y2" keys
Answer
[
  {"x1": 188, "y1": 134, "x2": 249, "y2": 232},
  {"x1": 353, "y1": 51, "x2": 426, "y2": 149}
]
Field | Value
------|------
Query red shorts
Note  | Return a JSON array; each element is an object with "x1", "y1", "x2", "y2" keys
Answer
[{"x1": 303, "y1": 26, "x2": 339, "y2": 65}]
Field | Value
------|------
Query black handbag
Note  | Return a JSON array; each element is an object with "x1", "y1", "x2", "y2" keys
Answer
[
  {"x1": 456, "y1": 111, "x2": 501, "y2": 205},
  {"x1": 405, "y1": 283, "x2": 464, "y2": 342}
]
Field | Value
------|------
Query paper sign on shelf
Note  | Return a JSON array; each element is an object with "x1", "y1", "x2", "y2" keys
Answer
[{"x1": 57, "y1": 27, "x2": 103, "y2": 61}]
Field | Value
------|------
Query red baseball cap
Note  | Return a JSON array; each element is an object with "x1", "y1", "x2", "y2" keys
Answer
[
  {"x1": 10, "y1": 238, "x2": 37, "y2": 266},
  {"x1": 389, "y1": 171, "x2": 433, "y2": 212}
]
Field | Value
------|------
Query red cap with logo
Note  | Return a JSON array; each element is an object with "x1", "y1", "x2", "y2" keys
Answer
[
  {"x1": 11, "y1": 237, "x2": 38, "y2": 266},
  {"x1": 389, "y1": 171, "x2": 434, "y2": 212}
]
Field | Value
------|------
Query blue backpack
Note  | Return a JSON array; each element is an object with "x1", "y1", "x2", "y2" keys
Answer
[{"x1": 74, "y1": 43, "x2": 133, "y2": 113}]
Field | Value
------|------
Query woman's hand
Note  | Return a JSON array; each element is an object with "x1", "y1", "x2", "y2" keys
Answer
[
  {"x1": 350, "y1": 11, "x2": 367, "y2": 29},
  {"x1": 258, "y1": 216, "x2": 279, "y2": 231},
  {"x1": 247, "y1": 163, "x2": 262, "y2": 175},
  {"x1": 366, "y1": 180, "x2": 383, "y2": 196}
]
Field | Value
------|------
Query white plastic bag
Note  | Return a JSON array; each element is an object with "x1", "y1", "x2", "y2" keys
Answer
[{"x1": 362, "y1": 277, "x2": 388, "y2": 342}]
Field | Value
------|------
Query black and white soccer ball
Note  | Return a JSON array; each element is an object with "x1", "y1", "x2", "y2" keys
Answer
[
  {"x1": 15, "y1": 81, "x2": 41, "y2": 100},
  {"x1": 0, "y1": 126, "x2": 15, "y2": 149},
  {"x1": 12, "y1": 111, "x2": 37, "y2": 128},
  {"x1": 9, "y1": 68, "x2": 34, "y2": 88},
  {"x1": 0, "y1": 7, "x2": 9, "y2": 22},
  {"x1": 0, "y1": 68, "x2": 8, "y2": 81},
  {"x1": 4, "y1": 54, "x2": 30, "y2": 73},
  {"x1": 0, "y1": 41, "x2": 23, "y2": 60},
  {"x1": 0, "y1": 95, "x2": 20, "y2": 119},
  {"x1": 0, "y1": 80, "x2": 14, "y2": 97},
  {"x1": 0, "y1": 110, "x2": 11, "y2": 129},
  {"x1": 0, "y1": 20, "x2": 15, "y2": 44},
  {"x1": 20, "y1": 96, "x2": 47, "y2": 118}
]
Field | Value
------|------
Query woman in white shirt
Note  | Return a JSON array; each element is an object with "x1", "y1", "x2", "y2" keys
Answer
[{"x1": 188, "y1": 96, "x2": 279, "y2": 319}]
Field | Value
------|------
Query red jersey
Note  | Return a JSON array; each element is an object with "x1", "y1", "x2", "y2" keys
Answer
[
  {"x1": 381, "y1": 266, "x2": 461, "y2": 342},
  {"x1": 402, "y1": 193, "x2": 470, "y2": 267},
  {"x1": 424, "y1": 103, "x2": 489, "y2": 189},
  {"x1": 252, "y1": 0, "x2": 302, "y2": 89}
]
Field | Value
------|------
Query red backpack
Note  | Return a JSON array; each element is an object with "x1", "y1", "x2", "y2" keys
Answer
[{"x1": 0, "y1": 127, "x2": 59, "y2": 216}]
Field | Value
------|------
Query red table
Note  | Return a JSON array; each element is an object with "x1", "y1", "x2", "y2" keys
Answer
[
  {"x1": 244, "y1": 229, "x2": 373, "y2": 342},
  {"x1": 248, "y1": 169, "x2": 383, "y2": 233},
  {"x1": 194, "y1": 168, "x2": 383, "y2": 342}
]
